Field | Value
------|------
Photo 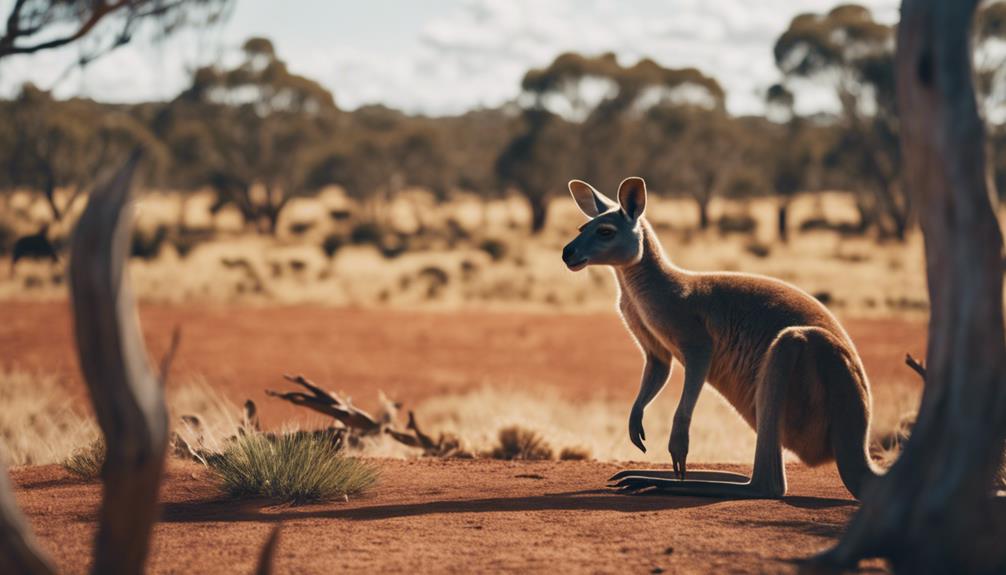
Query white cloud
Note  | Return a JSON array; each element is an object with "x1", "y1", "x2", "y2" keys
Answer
[{"x1": 0, "y1": 0, "x2": 900, "y2": 116}]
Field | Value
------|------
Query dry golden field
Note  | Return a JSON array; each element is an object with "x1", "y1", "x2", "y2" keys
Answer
[
  {"x1": 1, "y1": 187, "x2": 944, "y2": 317},
  {"x1": 0, "y1": 187, "x2": 952, "y2": 574}
]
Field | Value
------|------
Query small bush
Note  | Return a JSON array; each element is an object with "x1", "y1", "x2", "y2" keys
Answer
[
  {"x1": 172, "y1": 229, "x2": 213, "y2": 258},
  {"x1": 62, "y1": 438, "x2": 105, "y2": 479},
  {"x1": 207, "y1": 430, "x2": 379, "y2": 503},
  {"x1": 321, "y1": 233, "x2": 344, "y2": 258},
  {"x1": 288, "y1": 221, "x2": 314, "y2": 236},
  {"x1": 744, "y1": 241, "x2": 771, "y2": 259},
  {"x1": 559, "y1": 446, "x2": 591, "y2": 461},
  {"x1": 479, "y1": 238, "x2": 508, "y2": 262},
  {"x1": 490, "y1": 426, "x2": 554, "y2": 461},
  {"x1": 417, "y1": 266, "x2": 450, "y2": 299},
  {"x1": 0, "y1": 219, "x2": 15, "y2": 255},
  {"x1": 349, "y1": 221, "x2": 382, "y2": 245},
  {"x1": 131, "y1": 225, "x2": 169, "y2": 260},
  {"x1": 378, "y1": 235, "x2": 409, "y2": 259},
  {"x1": 717, "y1": 213, "x2": 757, "y2": 236}
]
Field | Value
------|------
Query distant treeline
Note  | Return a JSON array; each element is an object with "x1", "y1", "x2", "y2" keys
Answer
[{"x1": 3, "y1": 4, "x2": 1006, "y2": 240}]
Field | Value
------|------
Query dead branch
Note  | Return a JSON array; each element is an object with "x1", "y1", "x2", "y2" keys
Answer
[
  {"x1": 268, "y1": 376, "x2": 472, "y2": 458},
  {"x1": 904, "y1": 353, "x2": 926, "y2": 380},
  {"x1": 406, "y1": 411, "x2": 438, "y2": 451},
  {"x1": 267, "y1": 374, "x2": 381, "y2": 433}
]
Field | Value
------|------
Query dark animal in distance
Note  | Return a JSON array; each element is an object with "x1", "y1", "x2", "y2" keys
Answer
[{"x1": 11, "y1": 224, "x2": 58, "y2": 273}]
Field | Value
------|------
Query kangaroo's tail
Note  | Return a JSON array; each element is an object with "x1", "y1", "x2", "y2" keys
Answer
[{"x1": 805, "y1": 327, "x2": 884, "y2": 499}]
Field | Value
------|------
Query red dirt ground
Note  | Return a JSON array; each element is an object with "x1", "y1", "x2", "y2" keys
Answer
[
  {"x1": 3, "y1": 301, "x2": 923, "y2": 573},
  {"x1": 0, "y1": 301, "x2": 926, "y2": 428},
  {"x1": 11, "y1": 459, "x2": 888, "y2": 574}
]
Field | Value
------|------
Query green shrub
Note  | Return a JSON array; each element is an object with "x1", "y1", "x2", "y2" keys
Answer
[
  {"x1": 207, "y1": 431, "x2": 378, "y2": 503},
  {"x1": 62, "y1": 438, "x2": 105, "y2": 479},
  {"x1": 490, "y1": 426, "x2": 554, "y2": 461}
]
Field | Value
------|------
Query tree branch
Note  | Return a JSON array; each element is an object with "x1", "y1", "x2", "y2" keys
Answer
[{"x1": 0, "y1": 0, "x2": 131, "y2": 58}]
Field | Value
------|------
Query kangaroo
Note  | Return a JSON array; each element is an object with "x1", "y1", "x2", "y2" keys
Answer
[
  {"x1": 10, "y1": 223, "x2": 59, "y2": 274},
  {"x1": 562, "y1": 177, "x2": 881, "y2": 499}
]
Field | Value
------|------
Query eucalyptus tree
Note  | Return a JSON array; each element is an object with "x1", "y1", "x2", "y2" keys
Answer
[
  {"x1": 498, "y1": 52, "x2": 725, "y2": 233},
  {"x1": 160, "y1": 37, "x2": 339, "y2": 234},
  {"x1": 774, "y1": 5, "x2": 908, "y2": 239},
  {"x1": 3, "y1": 83, "x2": 163, "y2": 223}
]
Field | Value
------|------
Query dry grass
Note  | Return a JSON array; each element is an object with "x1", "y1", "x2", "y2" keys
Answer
[
  {"x1": 559, "y1": 446, "x2": 592, "y2": 461},
  {"x1": 490, "y1": 426, "x2": 554, "y2": 460},
  {"x1": 0, "y1": 363, "x2": 927, "y2": 472},
  {"x1": 0, "y1": 369, "x2": 246, "y2": 469},
  {"x1": 411, "y1": 385, "x2": 760, "y2": 464},
  {"x1": 1, "y1": 188, "x2": 974, "y2": 319},
  {"x1": 61, "y1": 438, "x2": 104, "y2": 479},
  {"x1": 0, "y1": 369, "x2": 99, "y2": 466},
  {"x1": 207, "y1": 430, "x2": 379, "y2": 503}
]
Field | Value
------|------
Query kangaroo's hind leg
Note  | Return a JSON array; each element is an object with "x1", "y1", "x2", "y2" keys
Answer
[{"x1": 612, "y1": 328, "x2": 807, "y2": 499}]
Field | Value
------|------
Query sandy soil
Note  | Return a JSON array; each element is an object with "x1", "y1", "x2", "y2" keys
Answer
[
  {"x1": 11, "y1": 459, "x2": 889, "y2": 574},
  {"x1": 0, "y1": 302, "x2": 926, "y2": 429},
  {"x1": 1, "y1": 302, "x2": 924, "y2": 573}
]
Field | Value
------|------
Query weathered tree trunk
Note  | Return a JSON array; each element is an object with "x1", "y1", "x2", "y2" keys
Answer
[
  {"x1": 777, "y1": 200, "x2": 789, "y2": 243},
  {"x1": 69, "y1": 151, "x2": 169, "y2": 574},
  {"x1": 696, "y1": 196, "x2": 711, "y2": 230},
  {"x1": 817, "y1": 1, "x2": 1006, "y2": 573}
]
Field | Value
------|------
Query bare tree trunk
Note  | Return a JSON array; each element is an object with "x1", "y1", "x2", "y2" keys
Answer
[
  {"x1": 817, "y1": 1, "x2": 1006, "y2": 573},
  {"x1": 527, "y1": 193, "x2": 548, "y2": 234},
  {"x1": 777, "y1": 199, "x2": 789, "y2": 243},
  {"x1": 69, "y1": 151, "x2": 169, "y2": 574},
  {"x1": 696, "y1": 195, "x2": 711, "y2": 230}
]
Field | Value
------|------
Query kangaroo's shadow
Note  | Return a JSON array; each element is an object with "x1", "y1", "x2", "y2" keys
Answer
[{"x1": 157, "y1": 489, "x2": 855, "y2": 524}]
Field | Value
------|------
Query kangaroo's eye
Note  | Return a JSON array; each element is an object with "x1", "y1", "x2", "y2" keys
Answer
[{"x1": 597, "y1": 227, "x2": 615, "y2": 239}]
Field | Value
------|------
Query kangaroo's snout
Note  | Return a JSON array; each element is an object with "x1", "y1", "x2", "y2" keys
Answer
[{"x1": 562, "y1": 242, "x2": 588, "y2": 271}]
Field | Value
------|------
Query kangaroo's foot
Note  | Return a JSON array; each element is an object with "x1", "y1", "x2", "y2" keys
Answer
[
  {"x1": 608, "y1": 468, "x2": 750, "y2": 484},
  {"x1": 610, "y1": 474, "x2": 782, "y2": 499}
]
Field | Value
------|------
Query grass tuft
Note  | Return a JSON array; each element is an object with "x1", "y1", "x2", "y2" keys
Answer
[
  {"x1": 61, "y1": 438, "x2": 105, "y2": 479},
  {"x1": 490, "y1": 425, "x2": 554, "y2": 461},
  {"x1": 207, "y1": 430, "x2": 379, "y2": 503}
]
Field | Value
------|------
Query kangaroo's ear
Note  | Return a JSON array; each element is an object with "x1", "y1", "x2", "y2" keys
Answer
[
  {"x1": 617, "y1": 177, "x2": 647, "y2": 220},
  {"x1": 569, "y1": 179, "x2": 616, "y2": 218}
]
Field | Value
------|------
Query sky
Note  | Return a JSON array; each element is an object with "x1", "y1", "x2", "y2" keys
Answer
[{"x1": 0, "y1": 0, "x2": 900, "y2": 117}]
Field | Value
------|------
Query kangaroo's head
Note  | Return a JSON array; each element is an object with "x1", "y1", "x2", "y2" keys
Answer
[{"x1": 562, "y1": 176, "x2": 647, "y2": 271}]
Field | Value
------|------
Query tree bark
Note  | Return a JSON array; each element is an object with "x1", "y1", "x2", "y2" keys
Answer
[
  {"x1": 817, "y1": 1, "x2": 1006, "y2": 573},
  {"x1": 69, "y1": 151, "x2": 169, "y2": 574}
]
